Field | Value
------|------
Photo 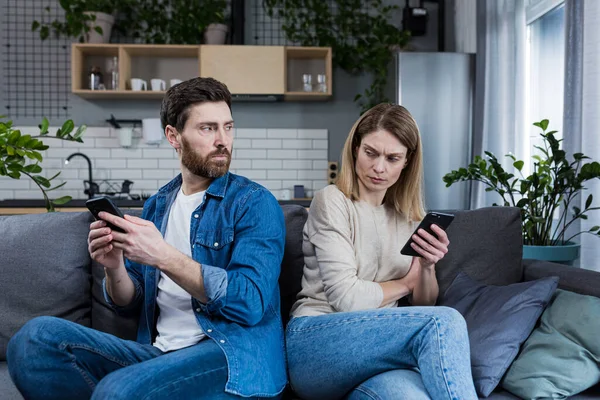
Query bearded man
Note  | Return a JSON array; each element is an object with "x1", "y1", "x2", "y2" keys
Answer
[{"x1": 7, "y1": 77, "x2": 287, "y2": 400}]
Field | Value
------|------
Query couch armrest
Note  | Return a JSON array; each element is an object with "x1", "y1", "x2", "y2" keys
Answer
[{"x1": 523, "y1": 259, "x2": 600, "y2": 298}]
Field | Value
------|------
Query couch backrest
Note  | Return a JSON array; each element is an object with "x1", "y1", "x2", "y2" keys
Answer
[
  {"x1": 0, "y1": 211, "x2": 95, "y2": 360},
  {"x1": 435, "y1": 206, "x2": 524, "y2": 302}
]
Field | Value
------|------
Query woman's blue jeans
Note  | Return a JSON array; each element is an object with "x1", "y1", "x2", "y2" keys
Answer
[
  {"x1": 7, "y1": 316, "x2": 261, "y2": 400},
  {"x1": 286, "y1": 306, "x2": 478, "y2": 400}
]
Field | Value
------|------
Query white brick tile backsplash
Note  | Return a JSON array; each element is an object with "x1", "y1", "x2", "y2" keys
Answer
[
  {"x1": 80, "y1": 149, "x2": 112, "y2": 158},
  {"x1": 111, "y1": 148, "x2": 143, "y2": 158},
  {"x1": 0, "y1": 190, "x2": 14, "y2": 200},
  {"x1": 112, "y1": 169, "x2": 143, "y2": 179},
  {"x1": 252, "y1": 160, "x2": 282, "y2": 169},
  {"x1": 95, "y1": 159, "x2": 126, "y2": 169},
  {"x1": 5, "y1": 126, "x2": 328, "y2": 201},
  {"x1": 44, "y1": 169, "x2": 78, "y2": 179},
  {"x1": 128, "y1": 159, "x2": 159, "y2": 169},
  {"x1": 230, "y1": 159, "x2": 252, "y2": 169},
  {"x1": 159, "y1": 159, "x2": 180, "y2": 169},
  {"x1": 236, "y1": 149, "x2": 267, "y2": 159},
  {"x1": 268, "y1": 170, "x2": 297, "y2": 180},
  {"x1": 252, "y1": 139, "x2": 282, "y2": 149},
  {"x1": 313, "y1": 160, "x2": 329, "y2": 170},
  {"x1": 267, "y1": 129, "x2": 297, "y2": 139},
  {"x1": 298, "y1": 129, "x2": 327, "y2": 139},
  {"x1": 13, "y1": 190, "x2": 47, "y2": 199},
  {"x1": 298, "y1": 170, "x2": 326, "y2": 180},
  {"x1": 282, "y1": 160, "x2": 313, "y2": 170},
  {"x1": 268, "y1": 149, "x2": 297, "y2": 159},
  {"x1": 312, "y1": 140, "x2": 328, "y2": 149},
  {"x1": 84, "y1": 127, "x2": 112, "y2": 137},
  {"x1": 143, "y1": 149, "x2": 174, "y2": 159},
  {"x1": 93, "y1": 138, "x2": 118, "y2": 148},
  {"x1": 0, "y1": 178, "x2": 32, "y2": 189},
  {"x1": 236, "y1": 128, "x2": 267, "y2": 139},
  {"x1": 255, "y1": 180, "x2": 283, "y2": 190},
  {"x1": 132, "y1": 180, "x2": 159, "y2": 190},
  {"x1": 143, "y1": 169, "x2": 175, "y2": 179},
  {"x1": 298, "y1": 150, "x2": 327, "y2": 160},
  {"x1": 63, "y1": 138, "x2": 97, "y2": 148},
  {"x1": 236, "y1": 170, "x2": 267, "y2": 180},
  {"x1": 283, "y1": 140, "x2": 312, "y2": 149},
  {"x1": 234, "y1": 139, "x2": 252, "y2": 149}
]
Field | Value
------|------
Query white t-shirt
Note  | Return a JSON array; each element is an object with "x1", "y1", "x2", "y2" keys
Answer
[{"x1": 153, "y1": 188, "x2": 206, "y2": 352}]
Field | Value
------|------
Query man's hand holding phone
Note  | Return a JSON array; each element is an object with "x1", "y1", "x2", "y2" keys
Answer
[{"x1": 88, "y1": 219, "x2": 124, "y2": 270}]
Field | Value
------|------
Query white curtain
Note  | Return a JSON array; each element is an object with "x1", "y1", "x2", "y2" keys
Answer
[
  {"x1": 563, "y1": 0, "x2": 600, "y2": 271},
  {"x1": 472, "y1": 0, "x2": 527, "y2": 209}
]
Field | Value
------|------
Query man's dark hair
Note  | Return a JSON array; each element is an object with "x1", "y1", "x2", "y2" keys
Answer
[{"x1": 160, "y1": 77, "x2": 232, "y2": 132}]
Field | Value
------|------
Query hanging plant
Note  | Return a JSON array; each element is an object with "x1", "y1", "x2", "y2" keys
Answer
[{"x1": 264, "y1": 0, "x2": 411, "y2": 113}]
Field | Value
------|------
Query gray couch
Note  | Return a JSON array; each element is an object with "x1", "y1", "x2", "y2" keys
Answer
[{"x1": 1, "y1": 206, "x2": 599, "y2": 399}]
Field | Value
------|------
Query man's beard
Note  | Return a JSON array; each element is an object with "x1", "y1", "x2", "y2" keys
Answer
[{"x1": 180, "y1": 137, "x2": 231, "y2": 179}]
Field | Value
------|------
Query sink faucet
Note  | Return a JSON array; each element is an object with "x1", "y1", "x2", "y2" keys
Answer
[{"x1": 65, "y1": 152, "x2": 96, "y2": 199}]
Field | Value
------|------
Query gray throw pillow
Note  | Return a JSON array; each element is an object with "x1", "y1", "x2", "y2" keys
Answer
[
  {"x1": 502, "y1": 289, "x2": 600, "y2": 398},
  {"x1": 440, "y1": 272, "x2": 558, "y2": 397},
  {"x1": 0, "y1": 212, "x2": 94, "y2": 360}
]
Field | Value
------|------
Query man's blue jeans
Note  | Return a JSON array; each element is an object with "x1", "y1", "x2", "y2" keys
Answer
[
  {"x1": 286, "y1": 306, "x2": 478, "y2": 400},
  {"x1": 7, "y1": 316, "x2": 260, "y2": 400}
]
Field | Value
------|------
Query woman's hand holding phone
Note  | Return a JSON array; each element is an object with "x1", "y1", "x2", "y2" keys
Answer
[{"x1": 410, "y1": 224, "x2": 450, "y2": 269}]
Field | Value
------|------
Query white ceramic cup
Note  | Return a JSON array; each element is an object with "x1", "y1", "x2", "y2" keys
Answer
[
  {"x1": 170, "y1": 79, "x2": 183, "y2": 88},
  {"x1": 151, "y1": 79, "x2": 166, "y2": 91},
  {"x1": 130, "y1": 78, "x2": 147, "y2": 91},
  {"x1": 118, "y1": 127, "x2": 133, "y2": 148}
]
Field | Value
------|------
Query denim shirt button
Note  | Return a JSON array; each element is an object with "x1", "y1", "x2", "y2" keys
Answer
[
  {"x1": 194, "y1": 214, "x2": 199, "y2": 218},
  {"x1": 214, "y1": 242, "x2": 219, "y2": 247},
  {"x1": 219, "y1": 339, "x2": 225, "y2": 344},
  {"x1": 195, "y1": 308, "x2": 201, "y2": 313},
  {"x1": 207, "y1": 329, "x2": 213, "y2": 333}
]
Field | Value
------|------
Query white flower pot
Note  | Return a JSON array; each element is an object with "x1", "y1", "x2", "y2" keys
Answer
[
  {"x1": 204, "y1": 23, "x2": 228, "y2": 45},
  {"x1": 84, "y1": 12, "x2": 115, "y2": 43}
]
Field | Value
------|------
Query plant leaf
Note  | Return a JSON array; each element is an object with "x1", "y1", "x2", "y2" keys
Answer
[
  {"x1": 60, "y1": 119, "x2": 74, "y2": 136},
  {"x1": 40, "y1": 117, "x2": 49, "y2": 134},
  {"x1": 51, "y1": 195, "x2": 71, "y2": 205},
  {"x1": 585, "y1": 194, "x2": 593, "y2": 209},
  {"x1": 513, "y1": 160, "x2": 524, "y2": 171},
  {"x1": 23, "y1": 164, "x2": 42, "y2": 174}
]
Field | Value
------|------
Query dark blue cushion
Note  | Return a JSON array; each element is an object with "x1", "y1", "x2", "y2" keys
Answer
[{"x1": 440, "y1": 272, "x2": 558, "y2": 397}]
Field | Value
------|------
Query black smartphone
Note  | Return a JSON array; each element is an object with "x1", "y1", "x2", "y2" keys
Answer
[
  {"x1": 85, "y1": 196, "x2": 126, "y2": 233},
  {"x1": 400, "y1": 212, "x2": 455, "y2": 257}
]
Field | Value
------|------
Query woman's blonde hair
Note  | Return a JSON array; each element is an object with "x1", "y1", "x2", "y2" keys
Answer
[{"x1": 336, "y1": 103, "x2": 425, "y2": 221}]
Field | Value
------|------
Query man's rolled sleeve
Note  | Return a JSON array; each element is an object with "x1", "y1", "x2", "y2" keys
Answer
[
  {"x1": 102, "y1": 260, "x2": 145, "y2": 316},
  {"x1": 199, "y1": 264, "x2": 228, "y2": 313}
]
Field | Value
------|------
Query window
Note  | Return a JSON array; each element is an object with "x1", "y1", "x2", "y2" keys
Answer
[{"x1": 526, "y1": 3, "x2": 565, "y2": 166}]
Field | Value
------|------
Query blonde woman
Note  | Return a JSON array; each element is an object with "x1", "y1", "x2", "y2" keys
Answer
[{"x1": 286, "y1": 104, "x2": 477, "y2": 400}]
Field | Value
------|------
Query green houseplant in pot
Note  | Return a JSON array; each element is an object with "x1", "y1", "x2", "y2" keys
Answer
[
  {"x1": 203, "y1": 0, "x2": 228, "y2": 45},
  {"x1": 443, "y1": 119, "x2": 600, "y2": 264},
  {"x1": 0, "y1": 116, "x2": 87, "y2": 212},
  {"x1": 32, "y1": 0, "x2": 123, "y2": 43}
]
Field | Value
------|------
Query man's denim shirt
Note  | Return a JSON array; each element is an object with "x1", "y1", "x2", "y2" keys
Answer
[{"x1": 103, "y1": 172, "x2": 287, "y2": 397}]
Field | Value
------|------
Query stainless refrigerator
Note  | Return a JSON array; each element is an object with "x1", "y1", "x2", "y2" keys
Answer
[{"x1": 390, "y1": 52, "x2": 475, "y2": 211}]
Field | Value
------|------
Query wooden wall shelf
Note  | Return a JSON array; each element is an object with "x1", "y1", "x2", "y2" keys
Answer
[{"x1": 71, "y1": 44, "x2": 332, "y2": 101}]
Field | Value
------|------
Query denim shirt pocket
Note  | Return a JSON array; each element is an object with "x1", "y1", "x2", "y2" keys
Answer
[{"x1": 194, "y1": 229, "x2": 235, "y2": 265}]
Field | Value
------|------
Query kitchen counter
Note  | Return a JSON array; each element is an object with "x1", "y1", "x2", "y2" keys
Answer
[{"x1": 0, "y1": 198, "x2": 312, "y2": 215}]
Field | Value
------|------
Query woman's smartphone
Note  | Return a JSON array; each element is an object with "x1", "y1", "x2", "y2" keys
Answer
[
  {"x1": 400, "y1": 212, "x2": 455, "y2": 257},
  {"x1": 85, "y1": 196, "x2": 126, "y2": 233}
]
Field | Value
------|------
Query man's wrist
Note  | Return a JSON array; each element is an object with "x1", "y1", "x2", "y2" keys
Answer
[{"x1": 155, "y1": 243, "x2": 177, "y2": 272}]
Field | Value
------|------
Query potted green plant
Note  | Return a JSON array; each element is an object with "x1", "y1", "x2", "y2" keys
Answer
[
  {"x1": 0, "y1": 116, "x2": 87, "y2": 212},
  {"x1": 123, "y1": 0, "x2": 228, "y2": 45},
  {"x1": 203, "y1": 0, "x2": 228, "y2": 45},
  {"x1": 32, "y1": 0, "x2": 121, "y2": 43},
  {"x1": 443, "y1": 119, "x2": 600, "y2": 265}
]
